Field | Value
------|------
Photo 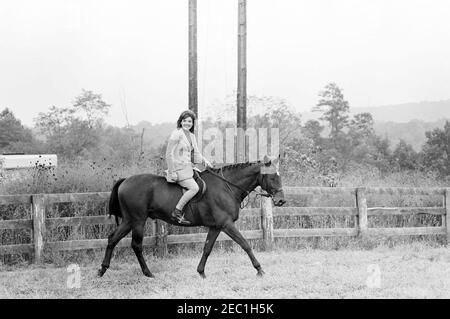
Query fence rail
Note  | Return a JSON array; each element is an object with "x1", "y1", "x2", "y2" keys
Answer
[{"x1": 1, "y1": 187, "x2": 449, "y2": 263}]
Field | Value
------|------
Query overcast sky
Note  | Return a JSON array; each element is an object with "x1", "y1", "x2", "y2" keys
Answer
[{"x1": 1, "y1": 0, "x2": 450, "y2": 127}]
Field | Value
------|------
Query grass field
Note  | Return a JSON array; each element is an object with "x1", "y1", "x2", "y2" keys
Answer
[{"x1": 1, "y1": 243, "x2": 449, "y2": 299}]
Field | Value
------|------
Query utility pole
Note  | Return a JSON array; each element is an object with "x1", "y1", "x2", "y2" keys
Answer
[
  {"x1": 189, "y1": 0, "x2": 198, "y2": 118},
  {"x1": 236, "y1": 0, "x2": 247, "y2": 163}
]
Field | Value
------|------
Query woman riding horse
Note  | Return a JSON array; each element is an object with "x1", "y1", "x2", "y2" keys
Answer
[
  {"x1": 98, "y1": 118, "x2": 286, "y2": 278},
  {"x1": 165, "y1": 110, "x2": 212, "y2": 225}
]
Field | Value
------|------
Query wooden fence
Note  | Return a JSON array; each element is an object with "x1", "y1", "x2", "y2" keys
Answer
[{"x1": 1, "y1": 187, "x2": 449, "y2": 263}]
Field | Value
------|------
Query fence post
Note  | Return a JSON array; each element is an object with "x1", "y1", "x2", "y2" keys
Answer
[
  {"x1": 155, "y1": 219, "x2": 168, "y2": 257},
  {"x1": 261, "y1": 196, "x2": 274, "y2": 250},
  {"x1": 32, "y1": 194, "x2": 46, "y2": 263},
  {"x1": 445, "y1": 189, "x2": 450, "y2": 245},
  {"x1": 356, "y1": 188, "x2": 368, "y2": 239}
]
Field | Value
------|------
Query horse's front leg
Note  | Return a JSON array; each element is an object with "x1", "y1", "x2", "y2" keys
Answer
[
  {"x1": 222, "y1": 221, "x2": 265, "y2": 277},
  {"x1": 197, "y1": 227, "x2": 221, "y2": 279}
]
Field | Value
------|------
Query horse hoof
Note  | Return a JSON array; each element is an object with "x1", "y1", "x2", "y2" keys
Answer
[
  {"x1": 143, "y1": 270, "x2": 154, "y2": 278},
  {"x1": 98, "y1": 269, "x2": 105, "y2": 277},
  {"x1": 199, "y1": 272, "x2": 206, "y2": 279},
  {"x1": 257, "y1": 269, "x2": 265, "y2": 277}
]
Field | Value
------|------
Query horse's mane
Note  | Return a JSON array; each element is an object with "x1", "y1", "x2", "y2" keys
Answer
[{"x1": 207, "y1": 160, "x2": 263, "y2": 173}]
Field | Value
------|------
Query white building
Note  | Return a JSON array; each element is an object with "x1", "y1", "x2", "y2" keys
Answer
[{"x1": 0, "y1": 154, "x2": 57, "y2": 170}]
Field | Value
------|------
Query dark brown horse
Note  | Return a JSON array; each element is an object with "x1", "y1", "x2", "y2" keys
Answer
[{"x1": 98, "y1": 155, "x2": 286, "y2": 278}]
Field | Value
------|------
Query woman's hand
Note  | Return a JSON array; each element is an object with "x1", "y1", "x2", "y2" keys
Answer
[{"x1": 203, "y1": 158, "x2": 213, "y2": 168}]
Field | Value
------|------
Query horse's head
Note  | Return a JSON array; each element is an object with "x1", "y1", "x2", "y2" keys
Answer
[{"x1": 258, "y1": 155, "x2": 286, "y2": 207}]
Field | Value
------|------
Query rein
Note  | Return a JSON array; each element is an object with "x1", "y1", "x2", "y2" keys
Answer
[{"x1": 205, "y1": 166, "x2": 271, "y2": 209}]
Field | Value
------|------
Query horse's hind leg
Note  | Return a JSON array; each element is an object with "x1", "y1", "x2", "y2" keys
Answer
[
  {"x1": 222, "y1": 221, "x2": 265, "y2": 277},
  {"x1": 131, "y1": 222, "x2": 153, "y2": 277},
  {"x1": 98, "y1": 220, "x2": 132, "y2": 277},
  {"x1": 197, "y1": 227, "x2": 221, "y2": 279}
]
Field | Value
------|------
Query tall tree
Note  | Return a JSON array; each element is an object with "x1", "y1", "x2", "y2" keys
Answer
[
  {"x1": 35, "y1": 106, "x2": 74, "y2": 142},
  {"x1": 421, "y1": 120, "x2": 450, "y2": 176},
  {"x1": 313, "y1": 83, "x2": 350, "y2": 147},
  {"x1": 0, "y1": 108, "x2": 37, "y2": 151},
  {"x1": 244, "y1": 96, "x2": 302, "y2": 147},
  {"x1": 370, "y1": 135, "x2": 392, "y2": 172},
  {"x1": 392, "y1": 139, "x2": 418, "y2": 171},
  {"x1": 72, "y1": 89, "x2": 111, "y2": 129},
  {"x1": 302, "y1": 120, "x2": 324, "y2": 146},
  {"x1": 349, "y1": 112, "x2": 374, "y2": 140},
  {"x1": 34, "y1": 90, "x2": 111, "y2": 159}
]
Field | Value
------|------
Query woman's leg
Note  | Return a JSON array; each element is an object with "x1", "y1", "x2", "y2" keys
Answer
[{"x1": 175, "y1": 178, "x2": 199, "y2": 211}]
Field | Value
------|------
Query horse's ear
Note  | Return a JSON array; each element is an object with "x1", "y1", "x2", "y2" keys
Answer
[{"x1": 263, "y1": 155, "x2": 271, "y2": 166}]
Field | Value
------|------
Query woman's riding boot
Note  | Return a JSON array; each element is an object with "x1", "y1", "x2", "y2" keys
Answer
[{"x1": 171, "y1": 208, "x2": 192, "y2": 225}]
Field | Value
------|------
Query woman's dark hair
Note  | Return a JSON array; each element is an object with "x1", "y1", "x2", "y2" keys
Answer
[{"x1": 176, "y1": 110, "x2": 196, "y2": 133}]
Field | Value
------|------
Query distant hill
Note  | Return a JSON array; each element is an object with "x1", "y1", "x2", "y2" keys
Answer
[
  {"x1": 352, "y1": 100, "x2": 450, "y2": 123},
  {"x1": 374, "y1": 119, "x2": 449, "y2": 151},
  {"x1": 302, "y1": 99, "x2": 450, "y2": 123},
  {"x1": 133, "y1": 100, "x2": 450, "y2": 152},
  {"x1": 309, "y1": 119, "x2": 447, "y2": 151},
  {"x1": 301, "y1": 99, "x2": 450, "y2": 151},
  {"x1": 133, "y1": 118, "x2": 448, "y2": 153}
]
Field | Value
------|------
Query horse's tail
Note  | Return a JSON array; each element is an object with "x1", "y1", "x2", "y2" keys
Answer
[{"x1": 109, "y1": 178, "x2": 126, "y2": 226}]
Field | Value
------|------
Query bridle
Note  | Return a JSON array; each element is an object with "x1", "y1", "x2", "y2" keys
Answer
[{"x1": 205, "y1": 166, "x2": 275, "y2": 209}]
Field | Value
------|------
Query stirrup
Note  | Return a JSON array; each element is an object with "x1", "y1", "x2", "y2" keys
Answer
[
  {"x1": 171, "y1": 208, "x2": 191, "y2": 225},
  {"x1": 177, "y1": 215, "x2": 192, "y2": 225}
]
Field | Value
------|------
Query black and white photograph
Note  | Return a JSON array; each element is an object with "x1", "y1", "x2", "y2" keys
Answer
[{"x1": 1, "y1": 0, "x2": 450, "y2": 303}]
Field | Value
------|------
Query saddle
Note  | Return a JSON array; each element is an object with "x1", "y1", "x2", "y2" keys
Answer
[{"x1": 164, "y1": 168, "x2": 207, "y2": 220}]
